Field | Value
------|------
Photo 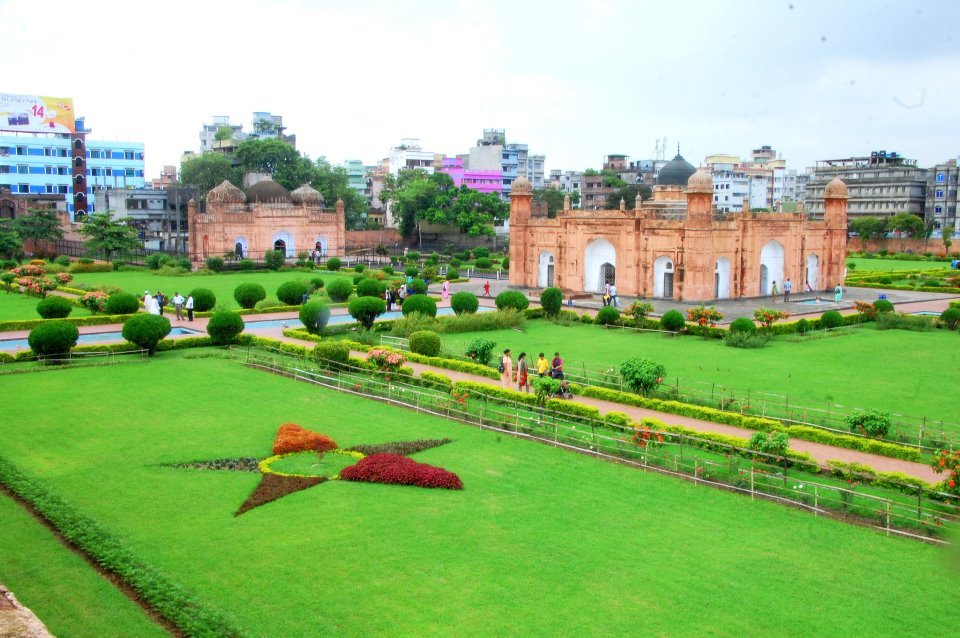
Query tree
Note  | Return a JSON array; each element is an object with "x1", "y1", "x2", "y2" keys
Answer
[
  {"x1": 214, "y1": 126, "x2": 234, "y2": 142},
  {"x1": 14, "y1": 208, "x2": 64, "y2": 245},
  {"x1": 77, "y1": 212, "x2": 142, "y2": 261},
  {"x1": 311, "y1": 158, "x2": 367, "y2": 230},
  {"x1": 848, "y1": 216, "x2": 886, "y2": 251},
  {"x1": 943, "y1": 226, "x2": 954, "y2": 255},
  {"x1": 600, "y1": 168, "x2": 626, "y2": 188},
  {"x1": 235, "y1": 137, "x2": 301, "y2": 177},
  {"x1": 533, "y1": 187, "x2": 580, "y2": 217},
  {"x1": 886, "y1": 212, "x2": 925, "y2": 252},
  {"x1": 179, "y1": 153, "x2": 241, "y2": 200},
  {"x1": 444, "y1": 185, "x2": 509, "y2": 236},
  {"x1": 606, "y1": 184, "x2": 652, "y2": 210},
  {"x1": 619, "y1": 357, "x2": 666, "y2": 397},
  {"x1": 0, "y1": 219, "x2": 23, "y2": 260}
]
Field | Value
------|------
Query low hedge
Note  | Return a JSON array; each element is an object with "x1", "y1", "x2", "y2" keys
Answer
[
  {"x1": 783, "y1": 425, "x2": 920, "y2": 462},
  {"x1": 0, "y1": 313, "x2": 138, "y2": 332},
  {"x1": 544, "y1": 398, "x2": 601, "y2": 422},
  {"x1": 0, "y1": 456, "x2": 242, "y2": 636},
  {"x1": 451, "y1": 380, "x2": 538, "y2": 406},
  {"x1": 420, "y1": 371, "x2": 453, "y2": 391}
]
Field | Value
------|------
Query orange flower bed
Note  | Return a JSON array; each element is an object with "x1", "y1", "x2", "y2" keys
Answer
[{"x1": 272, "y1": 423, "x2": 338, "y2": 455}]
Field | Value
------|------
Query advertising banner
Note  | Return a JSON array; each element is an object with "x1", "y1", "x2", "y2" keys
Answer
[{"x1": 0, "y1": 93, "x2": 76, "y2": 134}]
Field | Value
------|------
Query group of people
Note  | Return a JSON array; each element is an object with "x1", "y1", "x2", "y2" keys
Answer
[
  {"x1": 143, "y1": 290, "x2": 193, "y2": 321},
  {"x1": 500, "y1": 350, "x2": 572, "y2": 398},
  {"x1": 769, "y1": 278, "x2": 844, "y2": 304},
  {"x1": 602, "y1": 282, "x2": 619, "y2": 307}
]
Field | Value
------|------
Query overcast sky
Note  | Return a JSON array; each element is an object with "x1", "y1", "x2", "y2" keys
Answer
[{"x1": 2, "y1": 0, "x2": 956, "y2": 178}]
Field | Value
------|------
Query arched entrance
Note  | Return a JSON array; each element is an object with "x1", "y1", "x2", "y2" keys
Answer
[
  {"x1": 538, "y1": 250, "x2": 555, "y2": 288},
  {"x1": 715, "y1": 257, "x2": 731, "y2": 299},
  {"x1": 584, "y1": 238, "x2": 616, "y2": 293},
  {"x1": 759, "y1": 240, "x2": 784, "y2": 295},
  {"x1": 234, "y1": 237, "x2": 248, "y2": 259},
  {"x1": 272, "y1": 231, "x2": 294, "y2": 258},
  {"x1": 806, "y1": 253, "x2": 820, "y2": 291},
  {"x1": 653, "y1": 256, "x2": 674, "y2": 298},
  {"x1": 314, "y1": 235, "x2": 328, "y2": 257}
]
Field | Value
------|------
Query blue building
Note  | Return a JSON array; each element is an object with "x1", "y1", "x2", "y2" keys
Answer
[{"x1": 0, "y1": 117, "x2": 145, "y2": 220}]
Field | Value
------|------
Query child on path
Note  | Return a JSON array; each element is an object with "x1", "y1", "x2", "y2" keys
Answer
[{"x1": 536, "y1": 352, "x2": 549, "y2": 378}]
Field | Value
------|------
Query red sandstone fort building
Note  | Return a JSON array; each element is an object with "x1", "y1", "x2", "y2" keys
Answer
[{"x1": 509, "y1": 155, "x2": 849, "y2": 302}]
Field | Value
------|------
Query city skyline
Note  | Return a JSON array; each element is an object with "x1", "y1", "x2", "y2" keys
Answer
[{"x1": 1, "y1": 0, "x2": 956, "y2": 178}]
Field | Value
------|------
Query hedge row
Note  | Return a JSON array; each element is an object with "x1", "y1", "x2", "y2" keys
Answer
[
  {"x1": 0, "y1": 456, "x2": 243, "y2": 636},
  {"x1": 783, "y1": 425, "x2": 920, "y2": 462},
  {"x1": 331, "y1": 338, "x2": 502, "y2": 380},
  {"x1": 0, "y1": 312, "x2": 138, "y2": 332}
]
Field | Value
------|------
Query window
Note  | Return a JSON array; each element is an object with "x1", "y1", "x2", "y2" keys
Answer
[
  {"x1": 44, "y1": 147, "x2": 53, "y2": 156},
  {"x1": 45, "y1": 166, "x2": 53, "y2": 174},
  {"x1": 17, "y1": 165, "x2": 27, "y2": 174},
  {"x1": 935, "y1": 205, "x2": 942, "y2": 214},
  {"x1": 18, "y1": 183, "x2": 29, "y2": 193},
  {"x1": 124, "y1": 151, "x2": 134, "y2": 160},
  {"x1": 57, "y1": 166, "x2": 68, "y2": 175},
  {"x1": 105, "y1": 168, "x2": 112, "y2": 176},
  {"x1": 15, "y1": 146, "x2": 25, "y2": 155},
  {"x1": 57, "y1": 149, "x2": 67, "y2": 157},
  {"x1": 58, "y1": 185, "x2": 68, "y2": 194},
  {"x1": 45, "y1": 184, "x2": 54, "y2": 193},
  {"x1": 937, "y1": 173, "x2": 945, "y2": 183},
  {"x1": 936, "y1": 190, "x2": 944, "y2": 198}
]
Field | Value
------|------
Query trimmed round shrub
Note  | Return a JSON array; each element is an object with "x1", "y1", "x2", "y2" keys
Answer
[
  {"x1": 409, "y1": 330, "x2": 441, "y2": 356},
  {"x1": 299, "y1": 300, "x2": 331, "y2": 334},
  {"x1": 238, "y1": 258, "x2": 254, "y2": 271},
  {"x1": 354, "y1": 263, "x2": 366, "y2": 273},
  {"x1": 233, "y1": 283, "x2": 267, "y2": 309},
  {"x1": 276, "y1": 280, "x2": 310, "y2": 305},
  {"x1": 448, "y1": 258, "x2": 461, "y2": 268},
  {"x1": 356, "y1": 278, "x2": 386, "y2": 298},
  {"x1": 402, "y1": 294, "x2": 438, "y2": 317},
  {"x1": 501, "y1": 256, "x2": 509, "y2": 270},
  {"x1": 55, "y1": 255, "x2": 71, "y2": 267},
  {"x1": 205, "y1": 256, "x2": 224, "y2": 272},
  {"x1": 495, "y1": 290, "x2": 529, "y2": 311},
  {"x1": 104, "y1": 292, "x2": 140, "y2": 315},
  {"x1": 540, "y1": 287, "x2": 563, "y2": 317},
  {"x1": 206, "y1": 310, "x2": 245, "y2": 345},
  {"x1": 352, "y1": 274, "x2": 366, "y2": 285},
  {"x1": 404, "y1": 265, "x2": 419, "y2": 277},
  {"x1": 326, "y1": 278, "x2": 353, "y2": 302},
  {"x1": 381, "y1": 266, "x2": 394, "y2": 276},
  {"x1": 312, "y1": 340, "x2": 350, "y2": 367},
  {"x1": 36, "y1": 295, "x2": 73, "y2": 319},
  {"x1": 27, "y1": 321, "x2": 79, "y2": 358},
  {"x1": 796, "y1": 318, "x2": 810, "y2": 334},
  {"x1": 472, "y1": 246, "x2": 490, "y2": 258},
  {"x1": 445, "y1": 268, "x2": 460, "y2": 280},
  {"x1": 820, "y1": 310, "x2": 843, "y2": 329},
  {"x1": 922, "y1": 279, "x2": 941, "y2": 288},
  {"x1": 175, "y1": 257, "x2": 192, "y2": 272},
  {"x1": 310, "y1": 277, "x2": 325, "y2": 290},
  {"x1": 325, "y1": 257, "x2": 342, "y2": 271},
  {"x1": 406, "y1": 251, "x2": 421, "y2": 262},
  {"x1": 121, "y1": 314, "x2": 171, "y2": 356},
  {"x1": 264, "y1": 250, "x2": 284, "y2": 270},
  {"x1": 940, "y1": 307, "x2": 960, "y2": 330},
  {"x1": 348, "y1": 296, "x2": 387, "y2": 330},
  {"x1": 146, "y1": 253, "x2": 172, "y2": 269},
  {"x1": 407, "y1": 278, "x2": 428, "y2": 295},
  {"x1": 188, "y1": 288, "x2": 216, "y2": 312},
  {"x1": 873, "y1": 299, "x2": 894, "y2": 313},
  {"x1": 450, "y1": 291, "x2": 479, "y2": 315},
  {"x1": 660, "y1": 309, "x2": 686, "y2": 332},
  {"x1": 595, "y1": 306, "x2": 620, "y2": 325},
  {"x1": 877, "y1": 276, "x2": 893, "y2": 285},
  {"x1": 729, "y1": 317, "x2": 757, "y2": 334},
  {"x1": 474, "y1": 257, "x2": 493, "y2": 269}
]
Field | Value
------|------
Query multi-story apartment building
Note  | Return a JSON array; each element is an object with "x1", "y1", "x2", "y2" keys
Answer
[
  {"x1": 343, "y1": 159, "x2": 372, "y2": 202},
  {"x1": 198, "y1": 112, "x2": 293, "y2": 154},
  {"x1": 388, "y1": 139, "x2": 436, "y2": 174},
  {"x1": 548, "y1": 169, "x2": 584, "y2": 196},
  {"x1": 925, "y1": 159, "x2": 958, "y2": 233},
  {"x1": 94, "y1": 185, "x2": 196, "y2": 251},
  {"x1": 461, "y1": 129, "x2": 545, "y2": 198},
  {"x1": 805, "y1": 151, "x2": 927, "y2": 220},
  {"x1": 0, "y1": 117, "x2": 145, "y2": 220},
  {"x1": 439, "y1": 158, "x2": 502, "y2": 195}
]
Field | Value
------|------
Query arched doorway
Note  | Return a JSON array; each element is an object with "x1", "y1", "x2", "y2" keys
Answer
[
  {"x1": 538, "y1": 250, "x2": 555, "y2": 288},
  {"x1": 759, "y1": 240, "x2": 784, "y2": 295},
  {"x1": 806, "y1": 253, "x2": 820, "y2": 291},
  {"x1": 584, "y1": 238, "x2": 616, "y2": 292},
  {"x1": 272, "y1": 231, "x2": 294, "y2": 258},
  {"x1": 715, "y1": 257, "x2": 731, "y2": 299},
  {"x1": 273, "y1": 239, "x2": 286, "y2": 254},
  {"x1": 234, "y1": 237, "x2": 248, "y2": 259},
  {"x1": 314, "y1": 235, "x2": 328, "y2": 257},
  {"x1": 654, "y1": 256, "x2": 674, "y2": 298}
]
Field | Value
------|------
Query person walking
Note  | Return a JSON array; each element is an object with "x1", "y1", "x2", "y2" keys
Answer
[
  {"x1": 499, "y1": 349, "x2": 513, "y2": 389},
  {"x1": 771, "y1": 281, "x2": 778, "y2": 300},
  {"x1": 783, "y1": 279, "x2": 792, "y2": 303},
  {"x1": 517, "y1": 352, "x2": 530, "y2": 393},
  {"x1": 155, "y1": 291, "x2": 166, "y2": 316},
  {"x1": 536, "y1": 352, "x2": 549, "y2": 378},
  {"x1": 144, "y1": 291, "x2": 160, "y2": 315},
  {"x1": 610, "y1": 283, "x2": 619, "y2": 307},
  {"x1": 185, "y1": 294, "x2": 195, "y2": 321},
  {"x1": 834, "y1": 283, "x2": 843, "y2": 303},
  {"x1": 483, "y1": 281, "x2": 491, "y2": 297},
  {"x1": 442, "y1": 279, "x2": 450, "y2": 301},
  {"x1": 385, "y1": 286, "x2": 393, "y2": 312},
  {"x1": 172, "y1": 291, "x2": 185, "y2": 321},
  {"x1": 603, "y1": 282, "x2": 611, "y2": 306}
]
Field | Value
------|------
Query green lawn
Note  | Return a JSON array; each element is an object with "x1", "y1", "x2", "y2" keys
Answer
[
  {"x1": 847, "y1": 257, "x2": 952, "y2": 272},
  {"x1": 1, "y1": 352, "x2": 957, "y2": 636},
  {"x1": 0, "y1": 292, "x2": 92, "y2": 322},
  {"x1": 438, "y1": 321, "x2": 960, "y2": 437},
  {"x1": 70, "y1": 270, "x2": 347, "y2": 310}
]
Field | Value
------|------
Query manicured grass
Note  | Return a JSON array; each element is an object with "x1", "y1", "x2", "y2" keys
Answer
[
  {"x1": 70, "y1": 270, "x2": 346, "y2": 310},
  {"x1": 847, "y1": 257, "x2": 952, "y2": 272},
  {"x1": 0, "y1": 494, "x2": 167, "y2": 638},
  {"x1": 438, "y1": 321, "x2": 960, "y2": 434},
  {"x1": 1, "y1": 352, "x2": 957, "y2": 636},
  {"x1": 0, "y1": 292, "x2": 92, "y2": 322}
]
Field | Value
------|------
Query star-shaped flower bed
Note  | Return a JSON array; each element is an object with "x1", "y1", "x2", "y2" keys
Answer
[{"x1": 168, "y1": 423, "x2": 463, "y2": 516}]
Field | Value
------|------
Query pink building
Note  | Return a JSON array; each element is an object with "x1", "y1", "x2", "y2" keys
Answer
[{"x1": 440, "y1": 158, "x2": 503, "y2": 196}]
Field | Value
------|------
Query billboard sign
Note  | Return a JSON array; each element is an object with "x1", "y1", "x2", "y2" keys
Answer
[{"x1": 0, "y1": 93, "x2": 75, "y2": 134}]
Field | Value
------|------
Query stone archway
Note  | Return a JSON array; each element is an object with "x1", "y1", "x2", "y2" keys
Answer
[
  {"x1": 234, "y1": 236, "x2": 248, "y2": 259},
  {"x1": 654, "y1": 256, "x2": 674, "y2": 298},
  {"x1": 314, "y1": 235, "x2": 328, "y2": 257},
  {"x1": 584, "y1": 238, "x2": 615, "y2": 293},
  {"x1": 272, "y1": 230, "x2": 294, "y2": 258},
  {"x1": 806, "y1": 253, "x2": 820, "y2": 291},
  {"x1": 759, "y1": 240, "x2": 784, "y2": 295},
  {"x1": 715, "y1": 257, "x2": 731, "y2": 299},
  {"x1": 538, "y1": 250, "x2": 555, "y2": 288}
]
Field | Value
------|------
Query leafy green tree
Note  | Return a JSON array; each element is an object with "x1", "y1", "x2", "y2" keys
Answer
[
  {"x1": 619, "y1": 357, "x2": 666, "y2": 397},
  {"x1": 179, "y1": 153, "x2": 241, "y2": 200},
  {"x1": 533, "y1": 188, "x2": 580, "y2": 217},
  {"x1": 0, "y1": 219, "x2": 23, "y2": 260},
  {"x1": 77, "y1": 212, "x2": 142, "y2": 261},
  {"x1": 214, "y1": 126, "x2": 234, "y2": 141},
  {"x1": 849, "y1": 216, "x2": 886, "y2": 251},
  {"x1": 886, "y1": 212, "x2": 925, "y2": 252},
  {"x1": 943, "y1": 226, "x2": 954, "y2": 254},
  {"x1": 235, "y1": 137, "x2": 301, "y2": 176},
  {"x1": 606, "y1": 184, "x2": 652, "y2": 210},
  {"x1": 312, "y1": 158, "x2": 367, "y2": 230},
  {"x1": 14, "y1": 208, "x2": 64, "y2": 244},
  {"x1": 601, "y1": 169, "x2": 626, "y2": 188}
]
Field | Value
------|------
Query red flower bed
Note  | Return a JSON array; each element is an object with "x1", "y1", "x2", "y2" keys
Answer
[
  {"x1": 272, "y1": 423, "x2": 338, "y2": 455},
  {"x1": 340, "y1": 453, "x2": 463, "y2": 490}
]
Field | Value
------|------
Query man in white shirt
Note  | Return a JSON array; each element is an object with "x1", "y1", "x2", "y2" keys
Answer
[
  {"x1": 185, "y1": 295, "x2": 195, "y2": 321},
  {"x1": 172, "y1": 291, "x2": 185, "y2": 320},
  {"x1": 609, "y1": 283, "x2": 619, "y2": 307}
]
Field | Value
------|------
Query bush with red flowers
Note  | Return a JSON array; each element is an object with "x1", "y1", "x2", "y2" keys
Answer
[
  {"x1": 340, "y1": 453, "x2": 463, "y2": 489},
  {"x1": 272, "y1": 423, "x2": 338, "y2": 455},
  {"x1": 930, "y1": 450, "x2": 960, "y2": 495}
]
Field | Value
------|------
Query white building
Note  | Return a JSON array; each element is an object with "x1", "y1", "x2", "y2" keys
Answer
[{"x1": 388, "y1": 138, "x2": 436, "y2": 175}]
